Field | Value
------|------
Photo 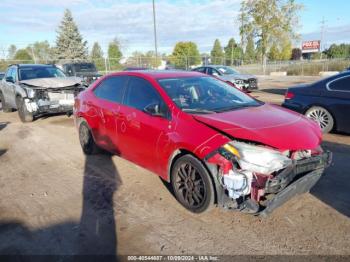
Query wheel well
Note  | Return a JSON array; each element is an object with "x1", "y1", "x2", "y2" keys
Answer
[
  {"x1": 304, "y1": 104, "x2": 337, "y2": 130},
  {"x1": 168, "y1": 149, "x2": 219, "y2": 204}
]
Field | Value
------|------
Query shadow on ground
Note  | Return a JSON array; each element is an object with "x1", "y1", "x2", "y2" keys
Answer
[
  {"x1": 311, "y1": 141, "x2": 350, "y2": 218},
  {"x1": 0, "y1": 121, "x2": 10, "y2": 132},
  {"x1": 0, "y1": 153, "x2": 122, "y2": 260},
  {"x1": 260, "y1": 88, "x2": 287, "y2": 95}
]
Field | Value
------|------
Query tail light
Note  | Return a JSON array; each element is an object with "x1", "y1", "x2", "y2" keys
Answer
[{"x1": 285, "y1": 91, "x2": 295, "y2": 100}]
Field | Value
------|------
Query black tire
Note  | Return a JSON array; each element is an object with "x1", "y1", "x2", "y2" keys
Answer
[
  {"x1": 171, "y1": 155, "x2": 215, "y2": 213},
  {"x1": 0, "y1": 91, "x2": 13, "y2": 113},
  {"x1": 16, "y1": 97, "x2": 34, "y2": 122},
  {"x1": 79, "y1": 121, "x2": 100, "y2": 155}
]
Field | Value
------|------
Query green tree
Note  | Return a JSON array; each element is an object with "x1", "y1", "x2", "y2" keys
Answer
[
  {"x1": 27, "y1": 41, "x2": 54, "y2": 63},
  {"x1": 325, "y1": 44, "x2": 350, "y2": 58},
  {"x1": 90, "y1": 42, "x2": 104, "y2": 71},
  {"x1": 224, "y1": 38, "x2": 242, "y2": 66},
  {"x1": 55, "y1": 9, "x2": 87, "y2": 60},
  {"x1": 279, "y1": 40, "x2": 292, "y2": 60},
  {"x1": 244, "y1": 35, "x2": 256, "y2": 62},
  {"x1": 108, "y1": 38, "x2": 123, "y2": 70},
  {"x1": 240, "y1": 0, "x2": 302, "y2": 72},
  {"x1": 268, "y1": 43, "x2": 280, "y2": 60},
  {"x1": 14, "y1": 49, "x2": 33, "y2": 63},
  {"x1": 170, "y1": 42, "x2": 201, "y2": 69},
  {"x1": 7, "y1": 45, "x2": 17, "y2": 59},
  {"x1": 211, "y1": 39, "x2": 224, "y2": 64}
]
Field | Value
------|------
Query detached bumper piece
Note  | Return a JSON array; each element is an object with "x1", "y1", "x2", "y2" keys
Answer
[
  {"x1": 259, "y1": 168, "x2": 323, "y2": 217},
  {"x1": 259, "y1": 151, "x2": 332, "y2": 216}
]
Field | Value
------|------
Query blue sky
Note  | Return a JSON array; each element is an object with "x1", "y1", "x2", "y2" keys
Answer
[{"x1": 0, "y1": 0, "x2": 349, "y2": 57}]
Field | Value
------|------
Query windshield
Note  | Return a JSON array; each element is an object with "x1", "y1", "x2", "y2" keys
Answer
[
  {"x1": 216, "y1": 66, "x2": 239, "y2": 75},
  {"x1": 158, "y1": 77, "x2": 261, "y2": 114},
  {"x1": 73, "y1": 63, "x2": 97, "y2": 72},
  {"x1": 19, "y1": 67, "x2": 66, "y2": 81}
]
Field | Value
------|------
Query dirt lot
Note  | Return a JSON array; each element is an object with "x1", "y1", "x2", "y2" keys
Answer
[{"x1": 0, "y1": 76, "x2": 349, "y2": 257}]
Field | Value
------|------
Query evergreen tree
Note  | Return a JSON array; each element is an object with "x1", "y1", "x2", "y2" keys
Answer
[
  {"x1": 108, "y1": 38, "x2": 123, "y2": 70},
  {"x1": 268, "y1": 43, "x2": 280, "y2": 60},
  {"x1": 211, "y1": 39, "x2": 224, "y2": 65},
  {"x1": 90, "y1": 42, "x2": 104, "y2": 71},
  {"x1": 224, "y1": 38, "x2": 242, "y2": 66},
  {"x1": 55, "y1": 9, "x2": 87, "y2": 60}
]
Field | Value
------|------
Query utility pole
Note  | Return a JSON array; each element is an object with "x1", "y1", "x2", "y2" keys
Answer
[
  {"x1": 152, "y1": 0, "x2": 158, "y2": 62},
  {"x1": 320, "y1": 16, "x2": 326, "y2": 59}
]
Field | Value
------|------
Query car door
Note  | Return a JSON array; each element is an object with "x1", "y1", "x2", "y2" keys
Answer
[
  {"x1": 90, "y1": 75, "x2": 128, "y2": 153},
  {"x1": 2, "y1": 67, "x2": 17, "y2": 108},
  {"x1": 117, "y1": 76, "x2": 171, "y2": 173},
  {"x1": 326, "y1": 75, "x2": 350, "y2": 131}
]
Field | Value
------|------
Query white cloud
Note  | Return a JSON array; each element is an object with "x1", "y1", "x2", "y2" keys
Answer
[{"x1": 0, "y1": 0, "x2": 242, "y2": 55}]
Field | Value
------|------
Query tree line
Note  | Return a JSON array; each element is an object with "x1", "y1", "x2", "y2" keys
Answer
[{"x1": 3, "y1": 2, "x2": 350, "y2": 72}]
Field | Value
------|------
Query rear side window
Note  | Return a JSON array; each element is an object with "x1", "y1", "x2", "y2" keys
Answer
[
  {"x1": 328, "y1": 75, "x2": 350, "y2": 91},
  {"x1": 194, "y1": 67, "x2": 206, "y2": 73},
  {"x1": 93, "y1": 76, "x2": 128, "y2": 103},
  {"x1": 125, "y1": 77, "x2": 162, "y2": 111}
]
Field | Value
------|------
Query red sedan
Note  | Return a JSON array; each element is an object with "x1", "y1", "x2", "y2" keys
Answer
[{"x1": 74, "y1": 71, "x2": 331, "y2": 215}]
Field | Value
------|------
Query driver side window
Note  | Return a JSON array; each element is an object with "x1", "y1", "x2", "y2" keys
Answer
[{"x1": 125, "y1": 77, "x2": 167, "y2": 115}]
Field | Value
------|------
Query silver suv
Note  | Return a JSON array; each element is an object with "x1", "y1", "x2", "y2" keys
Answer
[
  {"x1": 0, "y1": 64, "x2": 84, "y2": 122},
  {"x1": 192, "y1": 65, "x2": 258, "y2": 92}
]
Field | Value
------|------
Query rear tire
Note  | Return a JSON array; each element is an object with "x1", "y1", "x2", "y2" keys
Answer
[
  {"x1": 305, "y1": 106, "x2": 334, "y2": 134},
  {"x1": 79, "y1": 121, "x2": 100, "y2": 155},
  {"x1": 16, "y1": 97, "x2": 34, "y2": 122},
  {"x1": 171, "y1": 155, "x2": 215, "y2": 213},
  {"x1": 0, "y1": 91, "x2": 13, "y2": 113}
]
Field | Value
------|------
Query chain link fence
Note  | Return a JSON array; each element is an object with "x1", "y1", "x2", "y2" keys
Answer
[{"x1": 1, "y1": 56, "x2": 350, "y2": 76}]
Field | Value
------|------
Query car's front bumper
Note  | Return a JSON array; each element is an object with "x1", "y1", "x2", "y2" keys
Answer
[{"x1": 259, "y1": 151, "x2": 332, "y2": 216}]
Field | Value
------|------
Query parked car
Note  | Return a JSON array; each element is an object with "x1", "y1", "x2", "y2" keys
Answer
[
  {"x1": 74, "y1": 71, "x2": 331, "y2": 215},
  {"x1": 282, "y1": 71, "x2": 350, "y2": 133},
  {"x1": 59, "y1": 62, "x2": 102, "y2": 85},
  {"x1": 192, "y1": 65, "x2": 258, "y2": 91},
  {"x1": 123, "y1": 67, "x2": 149, "y2": 71},
  {"x1": 0, "y1": 72, "x2": 4, "y2": 80},
  {"x1": 0, "y1": 64, "x2": 84, "y2": 122}
]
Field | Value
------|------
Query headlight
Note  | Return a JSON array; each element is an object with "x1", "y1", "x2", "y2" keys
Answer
[
  {"x1": 234, "y1": 79, "x2": 244, "y2": 85},
  {"x1": 25, "y1": 88, "x2": 36, "y2": 99},
  {"x1": 220, "y1": 141, "x2": 292, "y2": 174}
]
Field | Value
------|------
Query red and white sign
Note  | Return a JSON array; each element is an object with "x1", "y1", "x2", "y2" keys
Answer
[{"x1": 302, "y1": 40, "x2": 321, "y2": 53}]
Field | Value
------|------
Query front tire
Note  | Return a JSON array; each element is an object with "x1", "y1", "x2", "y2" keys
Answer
[
  {"x1": 305, "y1": 106, "x2": 334, "y2": 133},
  {"x1": 16, "y1": 97, "x2": 34, "y2": 122},
  {"x1": 79, "y1": 121, "x2": 100, "y2": 155},
  {"x1": 171, "y1": 155, "x2": 215, "y2": 213}
]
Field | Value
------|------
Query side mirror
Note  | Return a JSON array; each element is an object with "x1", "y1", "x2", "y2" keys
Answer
[
  {"x1": 143, "y1": 102, "x2": 165, "y2": 117},
  {"x1": 212, "y1": 72, "x2": 220, "y2": 77},
  {"x1": 6, "y1": 76, "x2": 14, "y2": 83}
]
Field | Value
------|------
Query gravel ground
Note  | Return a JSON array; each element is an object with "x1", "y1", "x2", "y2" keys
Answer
[{"x1": 0, "y1": 76, "x2": 349, "y2": 257}]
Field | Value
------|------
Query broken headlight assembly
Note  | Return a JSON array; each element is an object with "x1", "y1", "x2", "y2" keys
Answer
[
  {"x1": 24, "y1": 87, "x2": 36, "y2": 99},
  {"x1": 219, "y1": 141, "x2": 292, "y2": 175}
]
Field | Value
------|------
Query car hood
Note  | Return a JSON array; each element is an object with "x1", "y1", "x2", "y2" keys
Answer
[
  {"x1": 20, "y1": 77, "x2": 82, "y2": 89},
  {"x1": 220, "y1": 74, "x2": 256, "y2": 81},
  {"x1": 193, "y1": 103, "x2": 322, "y2": 151}
]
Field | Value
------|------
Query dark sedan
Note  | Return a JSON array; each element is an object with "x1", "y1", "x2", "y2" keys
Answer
[{"x1": 282, "y1": 71, "x2": 350, "y2": 133}]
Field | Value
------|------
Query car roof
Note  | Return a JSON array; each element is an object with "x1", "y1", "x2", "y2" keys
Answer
[
  {"x1": 111, "y1": 70, "x2": 205, "y2": 79},
  {"x1": 12, "y1": 64, "x2": 56, "y2": 68}
]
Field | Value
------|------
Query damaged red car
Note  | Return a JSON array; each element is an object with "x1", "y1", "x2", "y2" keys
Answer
[{"x1": 74, "y1": 71, "x2": 332, "y2": 215}]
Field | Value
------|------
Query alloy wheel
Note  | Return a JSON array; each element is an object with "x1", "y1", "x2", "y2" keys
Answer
[
  {"x1": 305, "y1": 106, "x2": 334, "y2": 133},
  {"x1": 174, "y1": 163, "x2": 206, "y2": 208}
]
